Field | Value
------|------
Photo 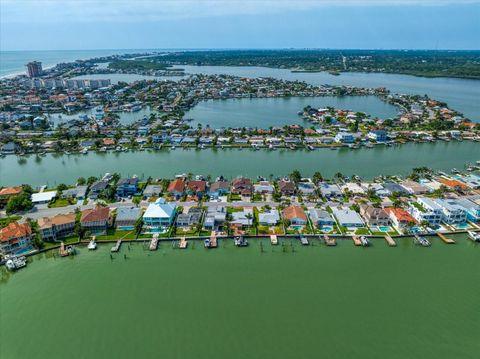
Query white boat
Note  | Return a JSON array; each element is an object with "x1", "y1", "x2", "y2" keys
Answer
[
  {"x1": 300, "y1": 236, "x2": 309, "y2": 245},
  {"x1": 360, "y1": 236, "x2": 370, "y2": 247},
  {"x1": 87, "y1": 239, "x2": 97, "y2": 250},
  {"x1": 5, "y1": 256, "x2": 27, "y2": 271},
  {"x1": 467, "y1": 231, "x2": 480, "y2": 242},
  {"x1": 414, "y1": 234, "x2": 430, "y2": 247},
  {"x1": 270, "y1": 235, "x2": 278, "y2": 245},
  {"x1": 234, "y1": 236, "x2": 248, "y2": 247},
  {"x1": 81, "y1": 148, "x2": 88, "y2": 155}
]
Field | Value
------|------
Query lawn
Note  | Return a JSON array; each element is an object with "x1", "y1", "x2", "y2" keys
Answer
[
  {"x1": 0, "y1": 215, "x2": 21, "y2": 229},
  {"x1": 48, "y1": 198, "x2": 76, "y2": 208}
]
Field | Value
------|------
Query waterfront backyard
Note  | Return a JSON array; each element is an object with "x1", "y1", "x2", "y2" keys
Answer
[{"x1": 1, "y1": 234, "x2": 478, "y2": 359}]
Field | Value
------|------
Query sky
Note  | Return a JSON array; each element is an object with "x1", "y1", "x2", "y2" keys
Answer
[{"x1": 1, "y1": 0, "x2": 479, "y2": 51}]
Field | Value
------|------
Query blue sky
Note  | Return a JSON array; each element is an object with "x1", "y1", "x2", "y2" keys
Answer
[{"x1": 1, "y1": 0, "x2": 479, "y2": 50}]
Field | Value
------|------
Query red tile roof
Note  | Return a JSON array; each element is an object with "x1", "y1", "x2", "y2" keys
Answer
[
  {"x1": 168, "y1": 179, "x2": 185, "y2": 193},
  {"x1": 282, "y1": 206, "x2": 307, "y2": 221},
  {"x1": 81, "y1": 207, "x2": 109, "y2": 223},
  {"x1": 385, "y1": 208, "x2": 416, "y2": 223},
  {"x1": 187, "y1": 180, "x2": 206, "y2": 192},
  {"x1": 0, "y1": 186, "x2": 23, "y2": 197},
  {"x1": 0, "y1": 222, "x2": 32, "y2": 242}
]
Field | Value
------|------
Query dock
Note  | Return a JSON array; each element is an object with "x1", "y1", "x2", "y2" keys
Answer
[
  {"x1": 149, "y1": 235, "x2": 159, "y2": 251},
  {"x1": 437, "y1": 233, "x2": 455, "y2": 244},
  {"x1": 59, "y1": 242, "x2": 69, "y2": 257},
  {"x1": 384, "y1": 234, "x2": 397, "y2": 247},
  {"x1": 323, "y1": 235, "x2": 336, "y2": 246},
  {"x1": 270, "y1": 235, "x2": 278, "y2": 245},
  {"x1": 352, "y1": 236, "x2": 362, "y2": 246},
  {"x1": 111, "y1": 240, "x2": 122, "y2": 253},
  {"x1": 210, "y1": 231, "x2": 218, "y2": 248},
  {"x1": 179, "y1": 237, "x2": 188, "y2": 249}
]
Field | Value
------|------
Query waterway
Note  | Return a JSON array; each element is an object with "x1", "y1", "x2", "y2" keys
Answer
[
  {"x1": 1, "y1": 235, "x2": 478, "y2": 359},
  {"x1": 70, "y1": 73, "x2": 184, "y2": 84},
  {"x1": 48, "y1": 106, "x2": 157, "y2": 125},
  {"x1": 186, "y1": 96, "x2": 399, "y2": 128},
  {"x1": 176, "y1": 65, "x2": 480, "y2": 121},
  {"x1": 0, "y1": 141, "x2": 478, "y2": 187}
]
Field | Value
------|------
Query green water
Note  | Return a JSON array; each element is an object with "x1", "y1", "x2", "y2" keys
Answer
[
  {"x1": 186, "y1": 96, "x2": 399, "y2": 128},
  {"x1": 1, "y1": 141, "x2": 479, "y2": 187},
  {"x1": 1, "y1": 235, "x2": 479, "y2": 359}
]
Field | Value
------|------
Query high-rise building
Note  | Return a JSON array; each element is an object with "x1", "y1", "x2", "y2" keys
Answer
[{"x1": 25, "y1": 61, "x2": 43, "y2": 78}]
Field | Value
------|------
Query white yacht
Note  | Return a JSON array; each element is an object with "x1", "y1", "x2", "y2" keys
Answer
[
  {"x1": 5, "y1": 256, "x2": 27, "y2": 271},
  {"x1": 467, "y1": 231, "x2": 480, "y2": 242},
  {"x1": 88, "y1": 239, "x2": 97, "y2": 250}
]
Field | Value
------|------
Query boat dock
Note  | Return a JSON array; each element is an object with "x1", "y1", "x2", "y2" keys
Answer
[
  {"x1": 384, "y1": 234, "x2": 397, "y2": 247},
  {"x1": 179, "y1": 237, "x2": 188, "y2": 249},
  {"x1": 111, "y1": 240, "x2": 122, "y2": 252},
  {"x1": 210, "y1": 232, "x2": 218, "y2": 248},
  {"x1": 149, "y1": 235, "x2": 159, "y2": 251},
  {"x1": 323, "y1": 235, "x2": 336, "y2": 246},
  {"x1": 352, "y1": 236, "x2": 362, "y2": 246},
  {"x1": 270, "y1": 235, "x2": 278, "y2": 245},
  {"x1": 59, "y1": 242, "x2": 69, "y2": 257},
  {"x1": 437, "y1": 233, "x2": 455, "y2": 244}
]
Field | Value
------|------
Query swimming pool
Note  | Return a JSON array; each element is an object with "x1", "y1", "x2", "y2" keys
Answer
[{"x1": 377, "y1": 226, "x2": 392, "y2": 232}]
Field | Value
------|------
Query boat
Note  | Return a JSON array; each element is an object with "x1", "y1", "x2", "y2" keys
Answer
[
  {"x1": 5, "y1": 256, "x2": 27, "y2": 271},
  {"x1": 451, "y1": 168, "x2": 460, "y2": 174},
  {"x1": 307, "y1": 145, "x2": 315, "y2": 151},
  {"x1": 87, "y1": 239, "x2": 97, "y2": 250},
  {"x1": 81, "y1": 148, "x2": 88, "y2": 155},
  {"x1": 300, "y1": 235, "x2": 309, "y2": 245},
  {"x1": 270, "y1": 235, "x2": 278, "y2": 245},
  {"x1": 234, "y1": 236, "x2": 248, "y2": 247},
  {"x1": 66, "y1": 245, "x2": 76, "y2": 255},
  {"x1": 414, "y1": 234, "x2": 430, "y2": 247},
  {"x1": 204, "y1": 239, "x2": 211, "y2": 248},
  {"x1": 467, "y1": 230, "x2": 480, "y2": 242},
  {"x1": 111, "y1": 240, "x2": 122, "y2": 252},
  {"x1": 205, "y1": 232, "x2": 218, "y2": 248},
  {"x1": 171, "y1": 145, "x2": 176, "y2": 150},
  {"x1": 149, "y1": 234, "x2": 159, "y2": 250},
  {"x1": 360, "y1": 236, "x2": 370, "y2": 247}
]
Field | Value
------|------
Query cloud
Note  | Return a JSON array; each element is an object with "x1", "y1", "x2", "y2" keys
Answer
[{"x1": 2, "y1": 0, "x2": 479, "y2": 23}]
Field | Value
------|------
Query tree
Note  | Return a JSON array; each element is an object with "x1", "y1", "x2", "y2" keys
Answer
[
  {"x1": 77, "y1": 177, "x2": 86, "y2": 186},
  {"x1": 132, "y1": 196, "x2": 141, "y2": 207},
  {"x1": 57, "y1": 183, "x2": 68, "y2": 192},
  {"x1": 312, "y1": 171, "x2": 323, "y2": 184},
  {"x1": 134, "y1": 218, "x2": 144, "y2": 235},
  {"x1": 289, "y1": 170, "x2": 302, "y2": 183},
  {"x1": 87, "y1": 176, "x2": 98, "y2": 186},
  {"x1": 6, "y1": 193, "x2": 33, "y2": 215}
]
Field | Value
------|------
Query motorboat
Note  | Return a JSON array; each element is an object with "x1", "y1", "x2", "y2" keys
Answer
[
  {"x1": 5, "y1": 256, "x2": 27, "y2": 271},
  {"x1": 360, "y1": 236, "x2": 370, "y2": 247},
  {"x1": 467, "y1": 230, "x2": 480, "y2": 242},
  {"x1": 300, "y1": 235, "x2": 309, "y2": 245},
  {"x1": 88, "y1": 239, "x2": 97, "y2": 250},
  {"x1": 234, "y1": 236, "x2": 248, "y2": 247}
]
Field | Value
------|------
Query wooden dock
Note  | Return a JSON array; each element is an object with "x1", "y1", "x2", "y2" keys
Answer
[
  {"x1": 270, "y1": 235, "x2": 278, "y2": 245},
  {"x1": 210, "y1": 231, "x2": 218, "y2": 248},
  {"x1": 352, "y1": 236, "x2": 362, "y2": 246},
  {"x1": 323, "y1": 235, "x2": 336, "y2": 246},
  {"x1": 179, "y1": 237, "x2": 188, "y2": 249},
  {"x1": 438, "y1": 233, "x2": 455, "y2": 244},
  {"x1": 384, "y1": 234, "x2": 397, "y2": 247},
  {"x1": 59, "y1": 242, "x2": 68, "y2": 257}
]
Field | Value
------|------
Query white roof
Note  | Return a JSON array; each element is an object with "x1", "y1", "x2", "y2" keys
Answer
[
  {"x1": 32, "y1": 191, "x2": 57, "y2": 203},
  {"x1": 143, "y1": 198, "x2": 176, "y2": 219}
]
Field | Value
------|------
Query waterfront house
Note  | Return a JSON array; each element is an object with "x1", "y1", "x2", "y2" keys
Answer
[
  {"x1": 167, "y1": 178, "x2": 185, "y2": 198},
  {"x1": 231, "y1": 178, "x2": 253, "y2": 196},
  {"x1": 116, "y1": 177, "x2": 139, "y2": 197},
  {"x1": 0, "y1": 186, "x2": 23, "y2": 207},
  {"x1": 143, "y1": 184, "x2": 162, "y2": 198},
  {"x1": 32, "y1": 191, "x2": 57, "y2": 205},
  {"x1": 1, "y1": 142, "x2": 19, "y2": 154},
  {"x1": 332, "y1": 207, "x2": 364, "y2": 228},
  {"x1": 368, "y1": 130, "x2": 388, "y2": 142},
  {"x1": 208, "y1": 181, "x2": 230, "y2": 198},
  {"x1": 278, "y1": 180, "x2": 296, "y2": 196},
  {"x1": 203, "y1": 205, "x2": 226, "y2": 230},
  {"x1": 431, "y1": 198, "x2": 467, "y2": 225},
  {"x1": 186, "y1": 180, "x2": 207, "y2": 197},
  {"x1": 308, "y1": 208, "x2": 335, "y2": 227},
  {"x1": 400, "y1": 180, "x2": 430, "y2": 195},
  {"x1": 456, "y1": 175, "x2": 480, "y2": 190},
  {"x1": 38, "y1": 213, "x2": 76, "y2": 241},
  {"x1": 384, "y1": 207, "x2": 416, "y2": 233},
  {"x1": 176, "y1": 207, "x2": 204, "y2": 228},
  {"x1": 382, "y1": 182, "x2": 409, "y2": 195},
  {"x1": 334, "y1": 132, "x2": 354, "y2": 144},
  {"x1": 341, "y1": 183, "x2": 365, "y2": 196},
  {"x1": 410, "y1": 197, "x2": 443, "y2": 226},
  {"x1": 88, "y1": 180, "x2": 108, "y2": 199},
  {"x1": 454, "y1": 198, "x2": 480, "y2": 222},
  {"x1": 258, "y1": 209, "x2": 280, "y2": 226},
  {"x1": 61, "y1": 185, "x2": 87, "y2": 201},
  {"x1": 0, "y1": 222, "x2": 33, "y2": 256},
  {"x1": 437, "y1": 178, "x2": 469, "y2": 190},
  {"x1": 231, "y1": 207, "x2": 254, "y2": 228},
  {"x1": 282, "y1": 206, "x2": 307, "y2": 225},
  {"x1": 359, "y1": 205, "x2": 390, "y2": 227},
  {"x1": 81, "y1": 207, "x2": 110, "y2": 235},
  {"x1": 318, "y1": 183, "x2": 342, "y2": 199},
  {"x1": 115, "y1": 207, "x2": 141, "y2": 230},
  {"x1": 143, "y1": 198, "x2": 177, "y2": 231},
  {"x1": 254, "y1": 181, "x2": 274, "y2": 194},
  {"x1": 298, "y1": 181, "x2": 316, "y2": 195}
]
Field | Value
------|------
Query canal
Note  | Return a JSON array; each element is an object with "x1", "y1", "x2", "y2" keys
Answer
[
  {"x1": 0, "y1": 141, "x2": 478, "y2": 187},
  {"x1": 1, "y1": 235, "x2": 478, "y2": 359}
]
